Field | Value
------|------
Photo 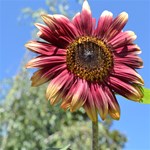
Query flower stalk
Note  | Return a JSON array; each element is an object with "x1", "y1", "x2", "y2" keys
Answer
[{"x1": 92, "y1": 113, "x2": 98, "y2": 150}]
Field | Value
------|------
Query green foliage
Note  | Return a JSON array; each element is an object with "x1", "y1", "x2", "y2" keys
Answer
[
  {"x1": 141, "y1": 87, "x2": 150, "y2": 104},
  {"x1": 46, "y1": 144, "x2": 71, "y2": 150},
  {"x1": 0, "y1": 69, "x2": 127, "y2": 150},
  {"x1": 19, "y1": 0, "x2": 77, "y2": 25}
]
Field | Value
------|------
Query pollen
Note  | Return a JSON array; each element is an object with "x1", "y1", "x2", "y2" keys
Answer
[{"x1": 66, "y1": 36, "x2": 113, "y2": 82}]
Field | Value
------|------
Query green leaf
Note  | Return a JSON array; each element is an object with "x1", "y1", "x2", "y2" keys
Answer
[
  {"x1": 46, "y1": 148, "x2": 60, "y2": 150},
  {"x1": 141, "y1": 87, "x2": 150, "y2": 104},
  {"x1": 46, "y1": 144, "x2": 71, "y2": 150},
  {"x1": 60, "y1": 144, "x2": 71, "y2": 150}
]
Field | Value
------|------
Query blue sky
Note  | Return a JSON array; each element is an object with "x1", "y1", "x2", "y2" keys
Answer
[{"x1": 0, "y1": 0, "x2": 150, "y2": 149}]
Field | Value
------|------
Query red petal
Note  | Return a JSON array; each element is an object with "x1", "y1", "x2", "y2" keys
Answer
[
  {"x1": 108, "y1": 76, "x2": 144, "y2": 101},
  {"x1": 26, "y1": 55, "x2": 66, "y2": 68},
  {"x1": 106, "y1": 87, "x2": 120, "y2": 120},
  {"x1": 83, "y1": 84, "x2": 97, "y2": 122},
  {"x1": 113, "y1": 44, "x2": 141, "y2": 55},
  {"x1": 31, "y1": 64, "x2": 66, "y2": 87},
  {"x1": 104, "y1": 12, "x2": 128, "y2": 41},
  {"x1": 72, "y1": 12, "x2": 83, "y2": 35},
  {"x1": 50, "y1": 73, "x2": 74, "y2": 106},
  {"x1": 111, "y1": 64, "x2": 144, "y2": 85},
  {"x1": 25, "y1": 41, "x2": 66, "y2": 56},
  {"x1": 35, "y1": 23, "x2": 61, "y2": 47},
  {"x1": 41, "y1": 14, "x2": 79, "y2": 40},
  {"x1": 91, "y1": 84, "x2": 108, "y2": 120},
  {"x1": 114, "y1": 54, "x2": 143, "y2": 69},
  {"x1": 95, "y1": 10, "x2": 113, "y2": 39},
  {"x1": 72, "y1": 0, "x2": 95, "y2": 36},
  {"x1": 70, "y1": 79, "x2": 88, "y2": 112},
  {"x1": 46, "y1": 69, "x2": 70, "y2": 101},
  {"x1": 109, "y1": 31, "x2": 137, "y2": 48}
]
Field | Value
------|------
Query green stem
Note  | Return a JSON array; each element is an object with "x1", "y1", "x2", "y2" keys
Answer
[{"x1": 92, "y1": 113, "x2": 98, "y2": 150}]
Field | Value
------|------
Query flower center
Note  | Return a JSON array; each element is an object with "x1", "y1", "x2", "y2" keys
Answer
[{"x1": 66, "y1": 36, "x2": 113, "y2": 82}]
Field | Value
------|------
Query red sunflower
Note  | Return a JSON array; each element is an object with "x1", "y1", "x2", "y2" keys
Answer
[{"x1": 25, "y1": 0, "x2": 144, "y2": 122}]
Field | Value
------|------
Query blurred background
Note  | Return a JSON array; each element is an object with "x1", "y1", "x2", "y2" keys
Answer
[{"x1": 0, "y1": 0, "x2": 150, "y2": 149}]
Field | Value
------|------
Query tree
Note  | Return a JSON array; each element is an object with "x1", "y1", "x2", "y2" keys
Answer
[
  {"x1": 0, "y1": 69, "x2": 127, "y2": 150},
  {"x1": 0, "y1": 0, "x2": 127, "y2": 149}
]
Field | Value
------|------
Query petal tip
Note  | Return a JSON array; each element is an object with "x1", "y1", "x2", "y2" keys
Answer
[
  {"x1": 41, "y1": 14, "x2": 49, "y2": 22},
  {"x1": 34, "y1": 23, "x2": 39, "y2": 27},
  {"x1": 101, "y1": 116, "x2": 106, "y2": 121},
  {"x1": 82, "y1": 0, "x2": 91, "y2": 13},
  {"x1": 110, "y1": 112, "x2": 120, "y2": 120},
  {"x1": 37, "y1": 31, "x2": 42, "y2": 37},
  {"x1": 102, "y1": 10, "x2": 113, "y2": 17},
  {"x1": 24, "y1": 43, "x2": 28, "y2": 48},
  {"x1": 31, "y1": 82, "x2": 37, "y2": 87},
  {"x1": 121, "y1": 12, "x2": 128, "y2": 19},
  {"x1": 34, "y1": 23, "x2": 43, "y2": 29},
  {"x1": 24, "y1": 42, "x2": 32, "y2": 49},
  {"x1": 25, "y1": 63, "x2": 30, "y2": 69}
]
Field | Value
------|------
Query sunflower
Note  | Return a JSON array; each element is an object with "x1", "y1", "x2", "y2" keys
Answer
[{"x1": 25, "y1": 0, "x2": 144, "y2": 122}]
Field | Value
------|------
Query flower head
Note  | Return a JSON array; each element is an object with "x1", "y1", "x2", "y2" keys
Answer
[{"x1": 25, "y1": 0, "x2": 144, "y2": 122}]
